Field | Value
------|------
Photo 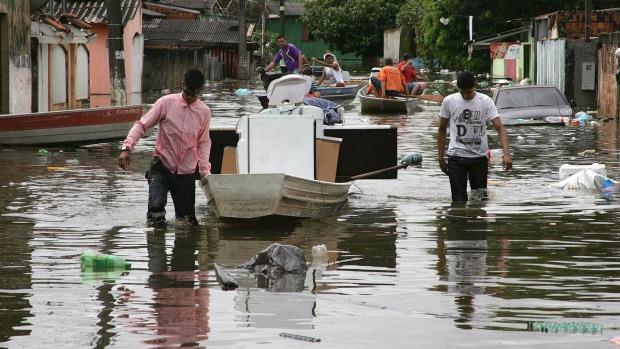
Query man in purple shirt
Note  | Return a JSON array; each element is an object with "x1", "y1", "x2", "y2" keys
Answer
[{"x1": 265, "y1": 35, "x2": 304, "y2": 74}]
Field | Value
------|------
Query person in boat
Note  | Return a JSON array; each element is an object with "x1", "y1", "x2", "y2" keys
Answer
[
  {"x1": 370, "y1": 58, "x2": 409, "y2": 99},
  {"x1": 302, "y1": 67, "x2": 321, "y2": 97},
  {"x1": 437, "y1": 71, "x2": 512, "y2": 202},
  {"x1": 313, "y1": 53, "x2": 346, "y2": 87},
  {"x1": 397, "y1": 53, "x2": 428, "y2": 96},
  {"x1": 265, "y1": 35, "x2": 304, "y2": 74},
  {"x1": 118, "y1": 69, "x2": 212, "y2": 225}
]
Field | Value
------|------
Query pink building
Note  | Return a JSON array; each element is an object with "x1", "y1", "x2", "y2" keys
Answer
[{"x1": 53, "y1": 0, "x2": 143, "y2": 107}]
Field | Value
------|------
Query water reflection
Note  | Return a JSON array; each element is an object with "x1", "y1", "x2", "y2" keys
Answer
[{"x1": 434, "y1": 204, "x2": 492, "y2": 330}]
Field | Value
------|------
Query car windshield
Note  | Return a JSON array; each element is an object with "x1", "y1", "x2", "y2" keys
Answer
[{"x1": 496, "y1": 88, "x2": 567, "y2": 109}]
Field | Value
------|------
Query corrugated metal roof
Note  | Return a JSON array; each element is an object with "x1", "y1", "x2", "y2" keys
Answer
[
  {"x1": 160, "y1": 0, "x2": 220, "y2": 10},
  {"x1": 266, "y1": 1, "x2": 304, "y2": 17},
  {"x1": 53, "y1": 0, "x2": 140, "y2": 25},
  {"x1": 143, "y1": 18, "x2": 241, "y2": 44}
]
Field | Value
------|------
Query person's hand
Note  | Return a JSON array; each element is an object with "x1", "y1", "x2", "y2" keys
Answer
[
  {"x1": 438, "y1": 157, "x2": 448, "y2": 175},
  {"x1": 502, "y1": 153, "x2": 513, "y2": 172},
  {"x1": 311, "y1": 57, "x2": 317, "y2": 61},
  {"x1": 118, "y1": 150, "x2": 131, "y2": 169}
]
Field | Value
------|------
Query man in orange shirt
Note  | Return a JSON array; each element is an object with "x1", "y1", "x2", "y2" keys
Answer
[{"x1": 370, "y1": 58, "x2": 409, "y2": 99}]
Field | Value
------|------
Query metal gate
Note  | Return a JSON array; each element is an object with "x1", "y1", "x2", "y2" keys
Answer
[{"x1": 536, "y1": 39, "x2": 565, "y2": 93}]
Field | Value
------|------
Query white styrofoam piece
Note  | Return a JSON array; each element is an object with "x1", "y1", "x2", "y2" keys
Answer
[{"x1": 559, "y1": 163, "x2": 606, "y2": 180}]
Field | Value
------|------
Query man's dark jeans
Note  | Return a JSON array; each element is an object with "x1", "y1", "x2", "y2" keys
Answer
[
  {"x1": 447, "y1": 155, "x2": 488, "y2": 202},
  {"x1": 146, "y1": 158, "x2": 198, "y2": 225}
]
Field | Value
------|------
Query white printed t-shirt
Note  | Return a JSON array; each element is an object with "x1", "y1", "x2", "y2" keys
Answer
[{"x1": 439, "y1": 92, "x2": 499, "y2": 158}]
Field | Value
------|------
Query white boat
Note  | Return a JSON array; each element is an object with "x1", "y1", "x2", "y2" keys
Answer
[{"x1": 201, "y1": 75, "x2": 351, "y2": 219}]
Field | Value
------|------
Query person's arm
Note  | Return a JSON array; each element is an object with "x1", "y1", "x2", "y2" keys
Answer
[
  {"x1": 437, "y1": 117, "x2": 449, "y2": 174},
  {"x1": 399, "y1": 60, "x2": 412, "y2": 72},
  {"x1": 118, "y1": 98, "x2": 165, "y2": 169},
  {"x1": 312, "y1": 58, "x2": 330, "y2": 67},
  {"x1": 317, "y1": 69, "x2": 327, "y2": 86},
  {"x1": 298, "y1": 53, "x2": 304, "y2": 73},
  {"x1": 401, "y1": 73, "x2": 409, "y2": 97},
  {"x1": 381, "y1": 80, "x2": 387, "y2": 98},
  {"x1": 491, "y1": 117, "x2": 512, "y2": 171},
  {"x1": 266, "y1": 51, "x2": 282, "y2": 72},
  {"x1": 197, "y1": 111, "x2": 213, "y2": 178}
]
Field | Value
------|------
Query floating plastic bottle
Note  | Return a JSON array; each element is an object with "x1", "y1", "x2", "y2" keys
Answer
[
  {"x1": 80, "y1": 250, "x2": 131, "y2": 270},
  {"x1": 311, "y1": 244, "x2": 328, "y2": 259},
  {"x1": 401, "y1": 153, "x2": 423, "y2": 166},
  {"x1": 527, "y1": 321, "x2": 603, "y2": 335}
]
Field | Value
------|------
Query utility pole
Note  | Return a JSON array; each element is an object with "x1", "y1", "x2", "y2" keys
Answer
[
  {"x1": 261, "y1": 0, "x2": 266, "y2": 60},
  {"x1": 584, "y1": 0, "x2": 591, "y2": 42},
  {"x1": 238, "y1": 0, "x2": 247, "y2": 80},
  {"x1": 279, "y1": 0, "x2": 285, "y2": 36},
  {"x1": 106, "y1": 0, "x2": 127, "y2": 106}
]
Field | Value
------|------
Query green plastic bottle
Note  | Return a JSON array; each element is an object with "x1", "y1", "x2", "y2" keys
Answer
[{"x1": 80, "y1": 250, "x2": 131, "y2": 270}]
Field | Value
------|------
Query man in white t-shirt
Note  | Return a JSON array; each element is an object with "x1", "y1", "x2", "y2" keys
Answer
[{"x1": 437, "y1": 71, "x2": 512, "y2": 202}]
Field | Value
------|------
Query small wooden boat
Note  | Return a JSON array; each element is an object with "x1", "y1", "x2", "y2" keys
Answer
[
  {"x1": 358, "y1": 84, "x2": 417, "y2": 115},
  {"x1": 203, "y1": 173, "x2": 350, "y2": 219},
  {"x1": 317, "y1": 85, "x2": 361, "y2": 102},
  {"x1": 201, "y1": 75, "x2": 351, "y2": 219},
  {"x1": 0, "y1": 106, "x2": 143, "y2": 146}
]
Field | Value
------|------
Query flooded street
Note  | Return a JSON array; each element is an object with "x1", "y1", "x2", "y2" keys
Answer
[{"x1": 1, "y1": 91, "x2": 620, "y2": 348}]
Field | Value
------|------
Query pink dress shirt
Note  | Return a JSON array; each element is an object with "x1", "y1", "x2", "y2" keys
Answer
[{"x1": 122, "y1": 93, "x2": 212, "y2": 177}]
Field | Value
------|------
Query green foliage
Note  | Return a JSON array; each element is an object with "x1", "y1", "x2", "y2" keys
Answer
[
  {"x1": 302, "y1": 0, "x2": 405, "y2": 57},
  {"x1": 396, "y1": 0, "x2": 593, "y2": 72},
  {"x1": 251, "y1": 30, "x2": 279, "y2": 65}
]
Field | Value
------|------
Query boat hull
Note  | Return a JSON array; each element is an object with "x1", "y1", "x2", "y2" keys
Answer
[
  {"x1": 358, "y1": 84, "x2": 417, "y2": 115},
  {"x1": 317, "y1": 85, "x2": 360, "y2": 101},
  {"x1": 201, "y1": 173, "x2": 351, "y2": 219},
  {"x1": 0, "y1": 106, "x2": 143, "y2": 146}
]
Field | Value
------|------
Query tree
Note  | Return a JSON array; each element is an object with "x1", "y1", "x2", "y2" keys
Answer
[
  {"x1": 397, "y1": 0, "x2": 594, "y2": 72},
  {"x1": 302, "y1": 0, "x2": 405, "y2": 57}
]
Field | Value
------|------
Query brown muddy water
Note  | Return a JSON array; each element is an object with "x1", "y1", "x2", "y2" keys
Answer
[{"x1": 1, "y1": 89, "x2": 620, "y2": 348}]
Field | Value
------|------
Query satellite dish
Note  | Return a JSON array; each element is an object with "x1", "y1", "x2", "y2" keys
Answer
[{"x1": 439, "y1": 17, "x2": 450, "y2": 26}]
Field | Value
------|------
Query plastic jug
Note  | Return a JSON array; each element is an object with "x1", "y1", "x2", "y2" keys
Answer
[{"x1": 80, "y1": 250, "x2": 131, "y2": 270}]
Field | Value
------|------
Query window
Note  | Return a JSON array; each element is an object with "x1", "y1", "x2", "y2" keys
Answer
[
  {"x1": 51, "y1": 45, "x2": 67, "y2": 105},
  {"x1": 75, "y1": 45, "x2": 89, "y2": 100}
]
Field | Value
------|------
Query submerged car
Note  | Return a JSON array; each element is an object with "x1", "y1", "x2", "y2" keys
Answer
[{"x1": 492, "y1": 86, "x2": 573, "y2": 125}]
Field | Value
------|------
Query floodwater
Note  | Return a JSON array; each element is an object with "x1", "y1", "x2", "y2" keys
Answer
[{"x1": 1, "y1": 88, "x2": 620, "y2": 348}]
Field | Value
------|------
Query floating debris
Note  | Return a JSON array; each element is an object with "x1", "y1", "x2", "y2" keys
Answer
[
  {"x1": 527, "y1": 321, "x2": 603, "y2": 334},
  {"x1": 280, "y1": 333, "x2": 321, "y2": 343}
]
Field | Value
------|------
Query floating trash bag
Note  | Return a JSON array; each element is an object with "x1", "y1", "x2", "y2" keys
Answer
[
  {"x1": 550, "y1": 169, "x2": 617, "y2": 191},
  {"x1": 242, "y1": 243, "x2": 307, "y2": 276}
]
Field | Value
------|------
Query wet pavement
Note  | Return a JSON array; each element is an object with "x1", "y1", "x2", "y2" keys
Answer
[{"x1": 1, "y1": 88, "x2": 620, "y2": 348}]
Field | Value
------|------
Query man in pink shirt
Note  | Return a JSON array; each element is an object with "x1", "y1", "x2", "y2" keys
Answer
[{"x1": 118, "y1": 69, "x2": 212, "y2": 225}]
